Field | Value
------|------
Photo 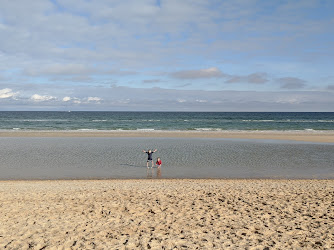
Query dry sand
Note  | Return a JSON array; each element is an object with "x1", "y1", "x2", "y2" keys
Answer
[
  {"x1": 0, "y1": 179, "x2": 333, "y2": 249},
  {"x1": 0, "y1": 130, "x2": 334, "y2": 143}
]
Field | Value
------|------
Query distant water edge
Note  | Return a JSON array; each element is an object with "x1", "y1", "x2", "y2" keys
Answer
[{"x1": 0, "y1": 111, "x2": 333, "y2": 131}]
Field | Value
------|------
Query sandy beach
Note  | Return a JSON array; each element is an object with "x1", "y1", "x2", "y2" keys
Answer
[
  {"x1": 0, "y1": 179, "x2": 333, "y2": 249},
  {"x1": 0, "y1": 130, "x2": 334, "y2": 143},
  {"x1": 0, "y1": 131, "x2": 333, "y2": 248}
]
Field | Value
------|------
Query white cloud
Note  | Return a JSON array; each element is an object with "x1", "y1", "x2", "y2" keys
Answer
[
  {"x1": 63, "y1": 96, "x2": 72, "y2": 102},
  {"x1": 62, "y1": 96, "x2": 81, "y2": 104},
  {"x1": 0, "y1": 1, "x2": 332, "y2": 72},
  {"x1": 73, "y1": 99, "x2": 81, "y2": 104},
  {"x1": 30, "y1": 94, "x2": 57, "y2": 102},
  {"x1": 87, "y1": 97, "x2": 103, "y2": 103},
  {"x1": 0, "y1": 1, "x2": 333, "y2": 111},
  {"x1": 0, "y1": 88, "x2": 18, "y2": 99},
  {"x1": 1, "y1": 85, "x2": 333, "y2": 111}
]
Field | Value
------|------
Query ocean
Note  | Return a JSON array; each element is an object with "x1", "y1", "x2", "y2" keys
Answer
[
  {"x1": 0, "y1": 111, "x2": 333, "y2": 131},
  {"x1": 0, "y1": 112, "x2": 333, "y2": 180}
]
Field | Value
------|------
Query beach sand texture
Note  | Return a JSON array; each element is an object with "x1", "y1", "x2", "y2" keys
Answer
[{"x1": 0, "y1": 179, "x2": 333, "y2": 249}]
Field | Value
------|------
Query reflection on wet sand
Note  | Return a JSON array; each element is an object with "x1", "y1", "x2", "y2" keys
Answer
[
  {"x1": 146, "y1": 168, "x2": 153, "y2": 178},
  {"x1": 146, "y1": 167, "x2": 162, "y2": 179},
  {"x1": 156, "y1": 167, "x2": 161, "y2": 178}
]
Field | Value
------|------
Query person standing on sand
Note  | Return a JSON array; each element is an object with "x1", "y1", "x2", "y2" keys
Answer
[{"x1": 143, "y1": 149, "x2": 157, "y2": 168}]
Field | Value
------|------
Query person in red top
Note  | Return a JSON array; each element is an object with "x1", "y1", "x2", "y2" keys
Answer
[{"x1": 155, "y1": 157, "x2": 162, "y2": 168}]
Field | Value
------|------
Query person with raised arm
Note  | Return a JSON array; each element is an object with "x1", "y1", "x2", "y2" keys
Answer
[{"x1": 142, "y1": 149, "x2": 157, "y2": 168}]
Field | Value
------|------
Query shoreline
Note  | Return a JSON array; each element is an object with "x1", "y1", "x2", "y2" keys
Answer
[
  {"x1": 1, "y1": 177, "x2": 334, "y2": 182},
  {"x1": 0, "y1": 130, "x2": 334, "y2": 143},
  {"x1": 1, "y1": 178, "x2": 333, "y2": 183},
  {"x1": 1, "y1": 179, "x2": 333, "y2": 249}
]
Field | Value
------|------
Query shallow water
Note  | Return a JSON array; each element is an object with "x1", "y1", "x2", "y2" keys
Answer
[{"x1": 0, "y1": 137, "x2": 333, "y2": 179}]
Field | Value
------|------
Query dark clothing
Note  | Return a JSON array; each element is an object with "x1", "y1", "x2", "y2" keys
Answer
[{"x1": 146, "y1": 151, "x2": 154, "y2": 160}]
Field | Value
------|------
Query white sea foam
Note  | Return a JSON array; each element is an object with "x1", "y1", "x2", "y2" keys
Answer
[
  {"x1": 290, "y1": 120, "x2": 334, "y2": 123},
  {"x1": 20, "y1": 119, "x2": 68, "y2": 122},
  {"x1": 317, "y1": 120, "x2": 334, "y2": 122},
  {"x1": 242, "y1": 119, "x2": 275, "y2": 122},
  {"x1": 136, "y1": 128, "x2": 155, "y2": 131},
  {"x1": 242, "y1": 119, "x2": 334, "y2": 123},
  {"x1": 195, "y1": 128, "x2": 223, "y2": 131},
  {"x1": 1, "y1": 129, "x2": 334, "y2": 135},
  {"x1": 141, "y1": 120, "x2": 161, "y2": 122}
]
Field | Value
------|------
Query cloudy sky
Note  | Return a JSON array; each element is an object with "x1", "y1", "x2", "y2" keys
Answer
[{"x1": 0, "y1": 0, "x2": 333, "y2": 111}]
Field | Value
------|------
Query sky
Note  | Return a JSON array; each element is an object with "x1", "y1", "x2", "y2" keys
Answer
[{"x1": 0, "y1": 0, "x2": 333, "y2": 111}]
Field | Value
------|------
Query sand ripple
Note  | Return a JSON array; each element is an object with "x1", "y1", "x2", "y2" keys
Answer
[{"x1": 0, "y1": 179, "x2": 333, "y2": 249}]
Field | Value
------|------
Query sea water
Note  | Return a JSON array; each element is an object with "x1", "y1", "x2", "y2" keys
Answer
[
  {"x1": 0, "y1": 112, "x2": 333, "y2": 180},
  {"x1": 0, "y1": 111, "x2": 333, "y2": 131},
  {"x1": 0, "y1": 137, "x2": 333, "y2": 180}
]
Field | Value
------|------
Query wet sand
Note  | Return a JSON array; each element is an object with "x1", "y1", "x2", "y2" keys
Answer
[
  {"x1": 0, "y1": 179, "x2": 333, "y2": 249},
  {"x1": 0, "y1": 130, "x2": 333, "y2": 143}
]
